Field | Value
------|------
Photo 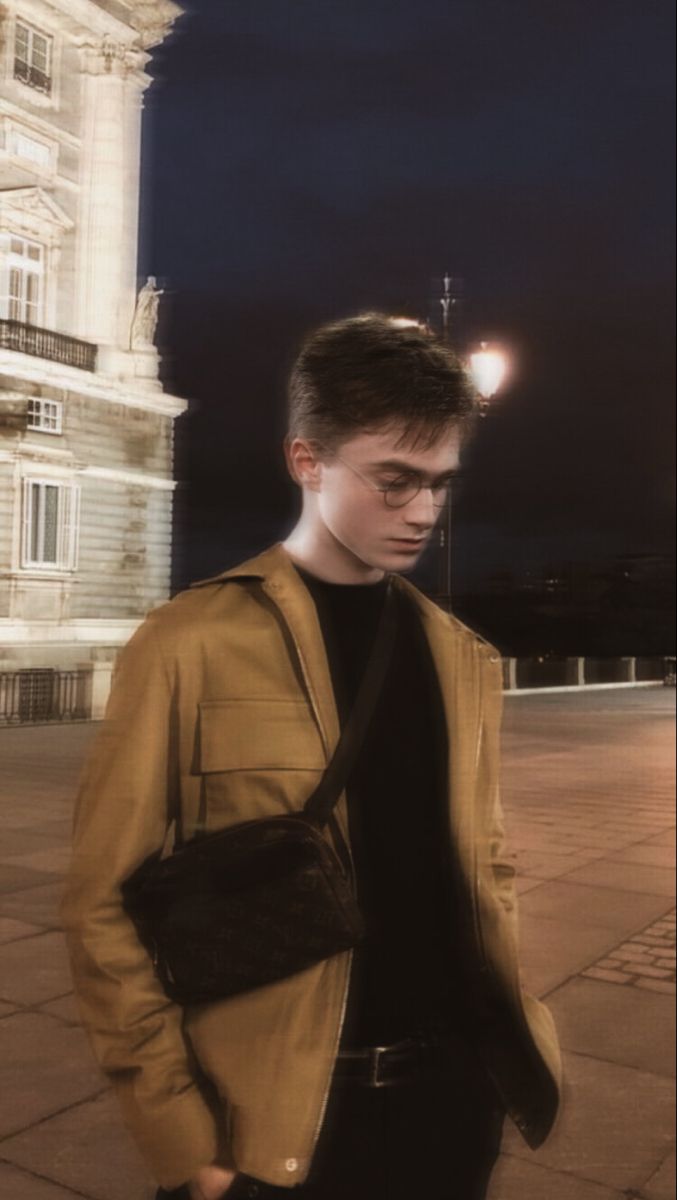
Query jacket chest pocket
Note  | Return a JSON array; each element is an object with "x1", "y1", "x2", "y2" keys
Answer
[{"x1": 197, "y1": 697, "x2": 327, "y2": 826}]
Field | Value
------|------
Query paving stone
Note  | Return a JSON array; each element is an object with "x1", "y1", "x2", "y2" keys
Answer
[
  {"x1": 0, "y1": 1163, "x2": 85, "y2": 1199},
  {"x1": 561, "y1": 860, "x2": 676, "y2": 898},
  {"x1": 641, "y1": 830, "x2": 677, "y2": 848},
  {"x1": 0, "y1": 828, "x2": 67, "y2": 857},
  {"x1": 514, "y1": 850, "x2": 586, "y2": 880},
  {"x1": 643, "y1": 1149, "x2": 676, "y2": 1200},
  {"x1": 517, "y1": 881, "x2": 673, "y2": 933},
  {"x1": 6, "y1": 846, "x2": 73, "y2": 875},
  {"x1": 610, "y1": 945, "x2": 651, "y2": 962},
  {"x1": 1, "y1": 1088, "x2": 157, "y2": 1200},
  {"x1": 501, "y1": 1050, "x2": 676, "y2": 1191},
  {"x1": 609, "y1": 844, "x2": 675, "y2": 869},
  {"x1": 0, "y1": 881, "x2": 65, "y2": 929},
  {"x1": 487, "y1": 1154, "x2": 623, "y2": 1200},
  {"x1": 636, "y1": 978, "x2": 676, "y2": 995},
  {"x1": 517, "y1": 915, "x2": 623, "y2": 996},
  {"x1": 0, "y1": 862, "x2": 62, "y2": 894},
  {"x1": 39, "y1": 991, "x2": 81, "y2": 1025},
  {"x1": 0, "y1": 930, "x2": 73, "y2": 1005},
  {"x1": 0, "y1": 915, "x2": 43, "y2": 944},
  {"x1": 633, "y1": 963, "x2": 673, "y2": 980},
  {"x1": 582, "y1": 967, "x2": 634, "y2": 985},
  {"x1": 0, "y1": 1011, "x2": 105, "y2": 1136},
  {"x1": 546, "y1": 976, "x2": 675, "y2": 1077},
  {"x1": 514, "y1": 876, "x2": 546, "y2": 895}
]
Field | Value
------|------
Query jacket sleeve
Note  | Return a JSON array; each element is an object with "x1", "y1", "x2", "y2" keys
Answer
[
  {"x1": 59, "y1": 614, "x2": 227, "y2": 1189},
  {"x1": 477, "y1": 648, "x2": 563, "y2": 1102},
  {"x1": 477, "y1": 651, "x2": 520, "y2": 957}
]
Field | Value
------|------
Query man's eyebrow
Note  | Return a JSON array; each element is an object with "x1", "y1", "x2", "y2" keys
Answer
[{"x1": 370, "y1": 459, "x2": 457, "y2": 479}]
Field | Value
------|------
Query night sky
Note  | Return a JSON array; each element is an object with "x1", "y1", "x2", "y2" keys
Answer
[{"x1": 139, "y1": 0, "x2": 675, "y2": 612}]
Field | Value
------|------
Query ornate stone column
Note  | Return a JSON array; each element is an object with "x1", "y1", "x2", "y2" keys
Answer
[{"x1": 74, "y1": 36, "x2": 150, "y2": 368}]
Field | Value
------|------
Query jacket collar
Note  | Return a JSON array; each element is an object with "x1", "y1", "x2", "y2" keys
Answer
[
  {"x1": 190, "y1": 540, "x2": 455, "y2": 760},
  {"x1": 190, "y1": 539, "x2": 451, "y2": 632}
]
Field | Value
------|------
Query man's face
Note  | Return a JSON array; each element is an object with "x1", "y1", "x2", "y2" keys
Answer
[{"x1": 311, "y1": 422, "x2": 463, "y2": 573}]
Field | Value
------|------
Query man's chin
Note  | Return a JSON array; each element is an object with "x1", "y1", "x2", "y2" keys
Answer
[
  {"x1": 378, "y1": 543, "x2": 427, "y2": 570},
  {"x1": 342, "y1": 537, "x2": 427, "y2": 576}
]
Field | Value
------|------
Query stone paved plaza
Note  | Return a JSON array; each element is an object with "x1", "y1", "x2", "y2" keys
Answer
[{"x1": 0, "y1": 686, "x2": 674, "y2": 1199}]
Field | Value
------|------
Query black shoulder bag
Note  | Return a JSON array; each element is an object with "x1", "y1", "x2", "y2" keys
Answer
[{"x1": 121, "y1": 577, "x2": 397, "y2": 1006}]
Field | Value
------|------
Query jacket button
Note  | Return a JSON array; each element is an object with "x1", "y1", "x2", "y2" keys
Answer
[
  {"x1": 285, "y1": 1158, "x2": 298, "y2": 1173},
  {"x1": 247, "y1": 1186, "x2": 260, "y2": 1198}
]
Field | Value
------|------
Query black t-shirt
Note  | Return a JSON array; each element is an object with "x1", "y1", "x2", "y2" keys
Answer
[{"x1": 292, "y1": 562, "x2": 465, "y2": 1047}]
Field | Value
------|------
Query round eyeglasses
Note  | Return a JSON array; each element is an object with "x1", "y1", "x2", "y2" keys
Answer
[{"x1": 317, "y1": 445, "x2": 454, "y2": 509}]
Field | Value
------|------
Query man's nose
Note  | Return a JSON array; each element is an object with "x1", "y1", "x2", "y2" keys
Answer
[{"x1": 403, "y1": 486, "x2": 437, "y2": 528}]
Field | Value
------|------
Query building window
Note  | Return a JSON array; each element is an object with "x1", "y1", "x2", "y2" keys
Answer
[
  {"x1": 14, "y1": 22, "x2": 52, "y2": 95},
  {"x1": 9, "y1": 129, "x2": 52, "y2": 170},
  {"x1": 21, "y1": 479, "x2": 80, "y2": 570},
  {"x1": 0, "y1": 235, "x2": 44, "y2": 325},
  {"x1": 27, "y1": 398, "x2": 63, "y2": 434}
]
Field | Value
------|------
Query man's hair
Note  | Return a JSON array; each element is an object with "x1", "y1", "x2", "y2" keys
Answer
[{"x1": 286, "y1": 311, "x2": 477, "y2": 453}]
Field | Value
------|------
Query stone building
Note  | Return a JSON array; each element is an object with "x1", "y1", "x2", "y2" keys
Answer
[{"x1": 0, "y1": 0, "x2": 184, "y2": 722}]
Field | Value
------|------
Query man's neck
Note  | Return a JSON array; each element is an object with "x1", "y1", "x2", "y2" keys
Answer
[{"x1": 281, "y1": 525, "x2": 385, "y2": 586}]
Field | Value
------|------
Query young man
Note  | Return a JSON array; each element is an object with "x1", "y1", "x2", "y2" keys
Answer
[{"x1": 61, "y1": 314, "x2": 561, "y2": 1200}]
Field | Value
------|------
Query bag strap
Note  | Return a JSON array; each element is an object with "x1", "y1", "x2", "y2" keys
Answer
[{"x1": 303, "y1": 575, "x2": 397, "y2": 829}]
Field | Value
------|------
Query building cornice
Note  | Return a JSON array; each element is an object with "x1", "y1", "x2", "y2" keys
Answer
[
  {"x1": 0, "y1": 616, "x2": 143, "y2": 646},
  {"x1": 128, "y1": 1, "x2": 183, "y2": 50},
  {"x1": 77, "y1": 463, "x2": 177, "y2": 491},
  {"x1": 0, "y1": 445, "x2": 177, "y2": 490},
  {"x1": 17, "y1": 0, "x2": 175, "y2": 45},
  {"x1": 0, "y1": 352, "x2": 188, "y2": 417}
]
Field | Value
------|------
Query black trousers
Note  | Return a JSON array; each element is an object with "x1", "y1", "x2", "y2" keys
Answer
[{"x1": 156, "y1": 1033, "x2": 505, "y2": 1200}]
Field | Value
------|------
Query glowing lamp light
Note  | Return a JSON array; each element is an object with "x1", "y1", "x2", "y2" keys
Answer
[{"x1": 469, "y1": 342, "x2": 508, "y2": 401}]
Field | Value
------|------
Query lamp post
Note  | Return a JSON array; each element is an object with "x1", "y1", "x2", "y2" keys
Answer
[{"x1": 438, "y1": 337, "x2": 509, "y2": 609}]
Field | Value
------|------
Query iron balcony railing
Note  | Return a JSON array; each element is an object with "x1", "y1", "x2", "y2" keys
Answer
[
  {"x1": 0, "y1": 319, "x2": 97, "y2": 372},
  {"x1": 0, "y1": 668, "x2": 89, "y2": 725}
]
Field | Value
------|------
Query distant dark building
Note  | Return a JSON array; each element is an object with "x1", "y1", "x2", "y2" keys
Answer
[{"x1": 453, "y1": 552, "x2": 675, "y2": 658}]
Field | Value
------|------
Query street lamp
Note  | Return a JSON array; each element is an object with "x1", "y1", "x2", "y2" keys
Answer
[
  {"x1": 469, "y1": 341, "x2": 509, "y2": 412},
  {"x1": 438, "y1": 340, "x2": 509, "y2": 609}
]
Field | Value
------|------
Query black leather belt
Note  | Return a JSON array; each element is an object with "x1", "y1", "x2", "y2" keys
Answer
[{"x1": 334, "y1": 1034, "x2": 438, "y2": 1088}]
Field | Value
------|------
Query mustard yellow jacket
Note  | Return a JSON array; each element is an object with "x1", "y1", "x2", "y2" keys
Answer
[{"x1": 60, "y1": 542, "x2": 562, "y2": 1190}]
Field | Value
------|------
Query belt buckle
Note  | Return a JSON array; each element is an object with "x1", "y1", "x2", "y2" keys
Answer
[{"x1": 368, "y1": 1045, "x2": 388, "y2": 1088}]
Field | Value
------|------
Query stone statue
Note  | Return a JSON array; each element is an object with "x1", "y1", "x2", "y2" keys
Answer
[{"x1": 130, "y1": 276, "x2": 163, "y2": 348}]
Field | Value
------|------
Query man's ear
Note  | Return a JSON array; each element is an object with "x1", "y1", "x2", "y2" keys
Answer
[
  {"x1": 284, "y1": 436, "x2": 323, "y2": 491},
  {"x1": 282, "y1": 435, "x2": 298, "y2": 485}
]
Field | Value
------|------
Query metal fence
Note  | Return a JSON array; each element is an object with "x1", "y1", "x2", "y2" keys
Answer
[
  {"x1": 504, "y1": 655, "x2": 670, "y2": 692},
  {"x1": 0, "y1": 669, "x2": 90, "y2": 726},
  {"x1": 0, "y1": 657, "x2": 671, "y2": 726}
]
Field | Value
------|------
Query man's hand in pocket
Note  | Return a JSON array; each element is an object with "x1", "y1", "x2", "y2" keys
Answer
[{"x1": 188, "y1": 1163, "x2": 238, "y2": 1200}]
